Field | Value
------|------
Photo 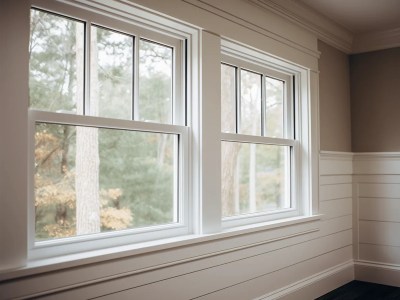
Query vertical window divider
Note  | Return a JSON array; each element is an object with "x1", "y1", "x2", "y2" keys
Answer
[
  {"x1": 133, "y1": 36, "x2": 140, "y2": 120},
  {"x1": 131, "y1": 35, "x2": 136, "y2": 121},
  {"x1": 236, "y1": 67, "x2": 241, "y2": 134},
  {"x1": 84, "y1": 21, "x2": 90, "y2": 116},
  {"x1": 261, "y1": 74, "x2": 266, "y2": 137}
]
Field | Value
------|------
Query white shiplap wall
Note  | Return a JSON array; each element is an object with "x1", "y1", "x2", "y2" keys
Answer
[
  {"x1": 354, "y1": 153, "x2": 400, "y2": 286},
  {"x1": 0, "y1": 154, "x2": 354, "y2": 300}
]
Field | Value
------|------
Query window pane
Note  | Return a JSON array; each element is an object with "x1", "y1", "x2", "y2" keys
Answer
[
  {"x1": 221, "y1": 64, "x2": 236, "y2": 133},
  {"x1": 29, "y1": 9, "x2": 84, "y2": 113},
  {"x1": 34, "y1": 123, "x2": 177, "y2": 241},
  {"x1": 90, "y1": 27, "x2": 133, "y2": 119},
  {"x1": 139, "y1": 40, "x2": 173, "y2": 124},
  {"x1": 221, "y1": 141, "x2": 290, "y2": 218},
  {"x1": 239, "y1": 70, "x2": 261, "y2": 136},
  {"x1": 265, "y1": 77, "x2": 284, "y2": 138}
]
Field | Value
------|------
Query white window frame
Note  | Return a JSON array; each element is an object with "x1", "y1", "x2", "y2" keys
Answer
[
  {"x1": 220, "y1": 39, "x2": 312, "y2": 229},
  {"x1": 28, "y1": 0, "x2": 196, "y2": 260}
]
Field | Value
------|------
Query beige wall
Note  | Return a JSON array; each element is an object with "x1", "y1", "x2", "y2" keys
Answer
[
  {"x1": 318, "y1": 40, "x2": 352, "y2": 152},
  {"x1": 350, "y1": 48, "x2": 400, "y2": 152}
]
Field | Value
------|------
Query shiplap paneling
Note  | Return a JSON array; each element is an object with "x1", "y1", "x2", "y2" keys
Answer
[
  {"x1": 359, "y1": 197, "x2": 400, "y2": 222},
  {"x1": 359, "y1": 220, "x2": 400, "y2": 247},
  {"x1": 320, "y1": 183, "x2": 352, "y2": 201},
  {"x1": 358, "y1": 183, "x2": 400, "y2": 199},
  {"x1": 355, "y1": 262, "x2": 400, "y2": 287},
  {"x1": 0, "y1": 153, "x2": 354, "y2": 300},
  {"x1": 354, "y1": 152, "x2": 400, "y2": 285},
  {"x1": 359, "y1": 243, "x2": 400, "y2": 265}
]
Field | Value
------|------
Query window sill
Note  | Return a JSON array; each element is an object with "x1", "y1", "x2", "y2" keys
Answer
[{"x1": 0, "y1": 214, "x2": 321, "y2": 281}]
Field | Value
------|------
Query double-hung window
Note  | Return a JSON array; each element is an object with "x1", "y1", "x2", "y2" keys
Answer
[
  {"x1": 28, "y1": 4, "x2": 189, "y2": 259},
  {"x1": 220, "y1": 40, "x2": 310, "y2": 228}
]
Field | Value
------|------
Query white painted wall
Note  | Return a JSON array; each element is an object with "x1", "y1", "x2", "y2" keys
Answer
[{"x1": 353, "y1": 153, "x2": 400, "y2": 286}]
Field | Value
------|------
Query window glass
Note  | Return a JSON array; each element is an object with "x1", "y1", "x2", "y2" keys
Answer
[
  {"x1": 239, "y1": 70, "x2": 261, "y2": 136},
  {"x1": 138, "y1": 39, "x2": 173, "y2": 124},
  {"x1": 221, "y1": 64, "x2": 236, "y2": 133},
  {"x1": 34, "y1": 123, "x2": 178, "y2": 241},
  {"x1": 29, "y1": 9, "x2": 84, "y2": 114},
  {"x1": 91, "y1": 26, "x2": 133, "y2": 119},
  {"x1": 265, "y1": 77, "x2": 284, "y2": 138},
  {"x1": 221, "y1": 141, "x2": 290, "y2": 218}
]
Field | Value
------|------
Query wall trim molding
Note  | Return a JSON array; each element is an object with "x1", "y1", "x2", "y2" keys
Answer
[
  {"x1": 248, "y1": 0, "x2": 353, "y2": 53},
  {"x1": 182, "y1": 0, "x2": 320, "y2": 58},
  {"x1": 353, "y1": 28, "x2": 400, "y2": 54},
  {"x1": 355, "y1": 260, "x2": 400, "y2": 287},
  {"x1": 256, "y1": 260, "x2": 354, "y2": 299},
  {"x1": 353, "y1": 152, "x2": 400, "y2": 175}
]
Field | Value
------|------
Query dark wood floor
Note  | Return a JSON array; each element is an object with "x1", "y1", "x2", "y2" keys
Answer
[{"x1": 316, "y1": 280, "x2": 400, "y2": 300}]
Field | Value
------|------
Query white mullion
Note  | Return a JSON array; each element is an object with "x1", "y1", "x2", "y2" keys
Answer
[
  {"x1": 84, "y1": 21, "x2": 91, "y2": 115},
  {"x1": 133, "y1": 36, "x2": 140, "y2": 120},
  {"x1": 27, "y1": 110, "x2": 37, "y2": 254},
  {"x1": 173, "y1": 40, "x2": 185, "y2": 126},
  {"x1": 29, "y1": 110, "x2": 187, "y2": 135},
  {"x1": 261, "y1": 74, "x2": 266, "y2": 136},
  {"x1": 236, "y1": 67, "x2": 241, "y2": 134},
  {"x1": 221, "y1": 132, "x2": 295, "y2": 147}
]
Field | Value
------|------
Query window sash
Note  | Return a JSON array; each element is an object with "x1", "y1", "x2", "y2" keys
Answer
[
  {"x1": 28, "y1": 2, "x2": 189, "y2": 258},
  {"x1": 28, "y1": 110, "x2": 190, "y2": 259},
  {"x1": 220, "y1": 49, "x2": 300, "y2": 227}
]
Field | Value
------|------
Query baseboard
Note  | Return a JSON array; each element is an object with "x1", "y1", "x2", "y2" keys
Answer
[
  {"x1": 355, "y1": 260, "x2": 400, "y2": 287},
  {"x1": 256, "y1": 260, "x2": 354, "y2": 300}
]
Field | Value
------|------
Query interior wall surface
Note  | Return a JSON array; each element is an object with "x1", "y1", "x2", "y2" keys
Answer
[
  {"x1": 350, "y1": 47, "x2": 400, "y2": 152},
  {"x1": 318, "y1": 40, "x2": 352, "y2": 152}
]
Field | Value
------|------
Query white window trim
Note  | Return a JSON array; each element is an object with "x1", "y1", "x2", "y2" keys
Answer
[
  {"x1": 27, "y1": 0, "x2": 200, "y2": 260},
  {"x1": 220, "y1": 39, "x2": 314, "y2": 229},
  {"x1": 12, "y1": 0, "x2": 319, "y2": 267}
]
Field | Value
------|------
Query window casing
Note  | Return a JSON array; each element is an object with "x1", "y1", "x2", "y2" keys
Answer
[
  {"x1": 24, "y1": 1, "x2": 315, "y2": 263},
  {"x1": 220, "y1": 39, "x2": 311, "y2": 228},
  {"x1": 28, "y1": 3, "x2": 190, "y2": 260}
]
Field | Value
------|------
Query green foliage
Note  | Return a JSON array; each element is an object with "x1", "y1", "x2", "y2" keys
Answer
[{"x1": 30, "y1": 9, "x2": 176, "y2": 240}]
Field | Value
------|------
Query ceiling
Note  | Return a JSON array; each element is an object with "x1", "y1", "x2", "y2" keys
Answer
[{"x1": 299, "y1": 0, "x2": 400, "y2": 34}]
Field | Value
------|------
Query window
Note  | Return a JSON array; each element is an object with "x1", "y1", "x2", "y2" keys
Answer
[
  {"x1": 220, "y1": 40, "x2": 311, "y2": 228},
  {"x1": 24, "y1": 0, "x2": 315, "y2": 263},
  {"x1": 28, "y1": 6, "x2": 189, "y2": 259}
]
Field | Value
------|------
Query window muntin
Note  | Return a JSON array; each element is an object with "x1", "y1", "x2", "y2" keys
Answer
[
  {"x1": 29, "y1": 7, "x2": 187, "y2": 253},
  {"x1": 221, "y1": 55, "x2": 297, "y2": 225}
]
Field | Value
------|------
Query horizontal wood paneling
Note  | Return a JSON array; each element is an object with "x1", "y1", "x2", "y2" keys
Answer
[
  {"x1": 354, "y1": 154, "x2": 400, "y2": 175},
  {"x1": 0, "y1": 153, "x2": 355, "y2": 300},
  {"x1": 358, "y1": 183, "x2": 400, "y2": 199},
  {"x1": 355, "y1": 262, "x2": 400, "y2": 287},
  {"x1": 198, "y1": 247, "x2": 353, "y2": 300},
  {"x1": 94, "y1": 231, "x2": 352, "y2": 300},
  {"x1": 320, "y1": 198, "x2": 352, "y2": 220},
  {"x1": 320, "y1": 175, "x2": 352, "y2": 185},
  {"x1": 354, "y1": 153, "x2": 400, "y2": 271},
  {"x1": 359, "y1": 197, "x2": 400, "y2": 222},
  {"x1": 320, "y1": 152, "x2": 353, "y2": 176},
  {"x1": 320, "y1": 183, "x2": 352, "y2": 201},
  {"x1": 359, "y1": 243, "x2": 400, "y2": 265},
  {"x1": 359, "y1": 220, "x2": 400, "y2": 247}
]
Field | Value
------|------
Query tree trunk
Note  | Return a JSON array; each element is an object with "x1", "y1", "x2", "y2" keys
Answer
[{"x1": 75, "y1": 26, "x2": 100, "y2": 235}]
